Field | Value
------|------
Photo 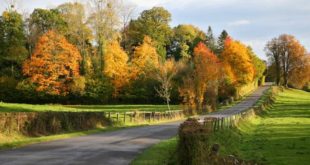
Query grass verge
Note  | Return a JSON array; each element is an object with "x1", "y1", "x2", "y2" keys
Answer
[
  {"x1": 209, "y1": 88, "x2": 310, "y2": 165},
  {"x1": 131, "y1": 137, "x2": 178, "y2": 165},
  {"x1": 131, "y1": 88, "x2": 310, "y2": 165}
]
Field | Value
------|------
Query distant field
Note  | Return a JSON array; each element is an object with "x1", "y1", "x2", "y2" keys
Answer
[{"x1": 0, "y1": 103, "x2": 181, "y2": 112}]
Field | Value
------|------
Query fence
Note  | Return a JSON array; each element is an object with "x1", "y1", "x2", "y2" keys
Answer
[
  {"x1": 105, "y1": 110, "x2": 184, "y2": 123},
  {"x1": 197, "y1": 84, "x2": 277, "y2": 132},
  {"x1": 201, "y1": 108, "x2": 255, "y2": 131}
]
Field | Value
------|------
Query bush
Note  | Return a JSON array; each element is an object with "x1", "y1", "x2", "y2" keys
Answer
[{"x1": 178, "y1": 118, "x2": 212, "y2": 165}]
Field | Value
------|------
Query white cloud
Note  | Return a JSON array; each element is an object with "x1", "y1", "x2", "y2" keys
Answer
[
  {"x1": 128, "y1": 0, "x2": 170, "y2": 8},
  {"x1": 228, "y1": 20, "x2": 251, "y2": 27}
]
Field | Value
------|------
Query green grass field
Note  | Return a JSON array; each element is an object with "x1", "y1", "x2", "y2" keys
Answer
[
  {"x1": 0, "y1": 103, "x2": 181, "y2": 112},
  {"x1": 211, "y1": 88, "x2": 310, "y2": 164},
  {"x1": 132, "y1": 88, "x2": 310, "y2": 165}
]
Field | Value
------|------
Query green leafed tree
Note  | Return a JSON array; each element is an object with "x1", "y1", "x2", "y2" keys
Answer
[
  {"x1": 126, "y1": 7, "x2": 172, "y2": 58},
  {"x1": 0, "y1": 10, "x2": 28, "y2": 78},
  {"x1": 247, "y1": 47, "x2": 266, "y2": 82},
  {"x1": 169, "y1": 24, "x2": 206, "y2": 60},
  {"x1": 28, "y1": 8, "x2": 67, "y2": 52}
]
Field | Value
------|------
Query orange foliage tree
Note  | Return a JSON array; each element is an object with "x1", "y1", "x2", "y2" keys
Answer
[
  {"x1": 23, "y1": 30, "x2": 82, "y2": 95},
  {"x1": 288, "y1": 55, "x2": 310, "y2": 89},
  {"x1": 221, "y1": 38, "x2": 255, "y2": 85},
  {"x1": 103, "y1": 41, "x2": 129, "y2": 96},
  {"x1": 179, "y1": 42, "x2": 221, "y2": 114},
  {"x1": 193, "y1": 42, "x2": 221, "y2": 112},
  {"x1": 131, "y1": 36, "x2": 160, "y2": 78},
  {"x1": 265, "y1": 34, "x2": 310, "y2": 88}
]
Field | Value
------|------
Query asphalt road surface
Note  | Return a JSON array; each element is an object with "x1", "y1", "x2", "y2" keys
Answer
[
  {"x1": 0, "y1": 83, "x2": 271, "y2": 165},
  {"x1": 0, "y1": 121, "x2": 182, "y2": 165},
  {"x1": 202, "y1": 83, "x2": 272, "y2": 119}
]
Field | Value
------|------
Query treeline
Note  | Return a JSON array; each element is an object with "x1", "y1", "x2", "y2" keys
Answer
[{"x1": 0, "y1": 1, "x2": 267, "y2": 112}]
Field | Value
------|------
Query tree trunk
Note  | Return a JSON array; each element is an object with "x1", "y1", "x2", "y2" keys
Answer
[
  {"x1": 166, "y1": 98, "x2": 171, "y2": 112},
  {"x1": 275, "y1": 57, "x2": 281, "y2": 86}
]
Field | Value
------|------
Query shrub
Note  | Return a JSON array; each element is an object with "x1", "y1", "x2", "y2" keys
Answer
[{"x1": 178, "y1": 118, "x2": 212, "y2": 165}]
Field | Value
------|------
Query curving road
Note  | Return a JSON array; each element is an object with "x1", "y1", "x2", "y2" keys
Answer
[
  {"x1": 0, "y1": 121, "x2": 181, "y2": 165},
  {"x1": 0, "y1": 83, "x2": 271, "y2": 165},
  {"x1": 202, "y1": 83, "x2": 272, "y2": 119}
]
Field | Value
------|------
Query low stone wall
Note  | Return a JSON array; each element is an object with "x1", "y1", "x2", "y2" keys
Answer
[
  {"x1": 0, "y1": 110, "x2": 185, "y2": 138},
  {"x1": 0, "y1": 112, "x2": 111, "y2": 137}
]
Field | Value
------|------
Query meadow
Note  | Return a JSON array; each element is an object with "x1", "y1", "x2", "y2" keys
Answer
[{"x1": 0, "y1": 103, "x2": 181, "y2": 113}]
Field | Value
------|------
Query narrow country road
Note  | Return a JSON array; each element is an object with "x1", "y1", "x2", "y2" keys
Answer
[
  {"x1": 203, "y1": 82, "x2": 272, "y2": 119},
  {"x1": 0, "y1": 121, "x2": 182, "y2": 165},
  {"x1": 0, "y1": 84, "x2": 271, "y2": 165}
]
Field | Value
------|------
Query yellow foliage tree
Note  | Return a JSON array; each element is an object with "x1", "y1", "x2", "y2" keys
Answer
[
  {"x1": 154, "y1": 59, "x2": 177, "y2": 111},
  {"x1": 103, "y1": 41, "x2": 129, "y2": 96},
  {"x1": 131, "y1": 36, "x2": 160, "y2": 78},
  {"x1": 23, "y1": 30, "x2": 82, "y2": 95},
  {"x1": 221, "y1": 39, "x2": 255, "y2": 85}
]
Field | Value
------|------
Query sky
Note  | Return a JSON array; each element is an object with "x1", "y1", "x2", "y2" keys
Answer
[{"x1": 1, "y1": 0, "x2": 310, "y2": 60}]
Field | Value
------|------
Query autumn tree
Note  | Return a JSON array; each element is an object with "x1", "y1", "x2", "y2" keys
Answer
[
  {"x1": 154, "y1": 59, "x2": 177, "y2": 111},
  {"x1": 179, "y1": 42, "x2": 221, "y2": 114},
  {"x1": 57, "y1": 2, "x2": 94, "y2": 76},
  {"x1": 221, "y1": 38, "x2": 255, "y2": 85},
  {"x1": 265, "y1": 34, "x2": 309, "y2": 87},
  {"x1": 103, "y1": 40, "x2": 129, "y2": 96},
  {"x1": 177, "y1": 60, "x2": 196, "y2": 114},
  {"x1": 193, "y1": 42, "x2": 221, "y2": 112},
  {"x1": 88, "y1": 0, "x2": 122, "y2": 73},
  {"x1": 23, "y1": 30, "x2": 82, "y2": 95},
  {"x1": 288, "y1": 54, "x2": 310, "y2": 89},
  {"x1": 131, "y1": 36, "x2": 160, "y2": 78}
]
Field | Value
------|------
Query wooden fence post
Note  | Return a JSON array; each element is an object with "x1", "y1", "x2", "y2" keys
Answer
[
  {"x1": 124, "y1": 112, "x2": 126, "y2": 123},
  {"x1": 213, "y1": 118, "x2": 217, "y2": 131}
]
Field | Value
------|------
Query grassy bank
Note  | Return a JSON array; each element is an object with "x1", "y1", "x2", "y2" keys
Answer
[
  {"x1": 132, "y1": 88, "x2": 310, "y2": 165},
  {"x1": 0, "y1": 103, "x2": 180, "y2": 112},
  {"x1": 131, "y1": 137, "x2": 178, "y2": 165},
  {"x1": 210, "y1": 88, "x2": 310, "y2": 164}
]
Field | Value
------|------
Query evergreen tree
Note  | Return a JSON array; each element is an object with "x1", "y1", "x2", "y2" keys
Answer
[
  {"x1": 205, "y1": 26, "x2": 217, "y2": 53},
  {"x1": 216, "y1": 30, "x2": 228, "y2": 54}
]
